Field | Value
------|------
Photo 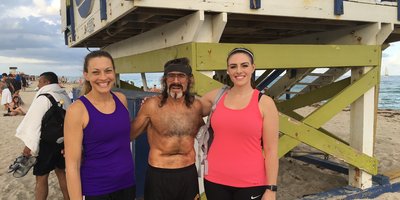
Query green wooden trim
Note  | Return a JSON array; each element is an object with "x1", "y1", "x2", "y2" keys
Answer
[
  {"x1": 280, "y1": 114, "x2": 378, "y2": 174},
  {"x1": 303, "y1": 66, "x2": 379, "y2": 128},
  {"x1": 278, "y1": 134, "x2": 301, "y2": 158},
  {"x1": 193, "y1": 71, "x2": 224, "y2": 96},
  {"x1": 195, "y1": 43, "x2": 380, "y2": 70},
  {"x1": 114, "y1": 43, "x2": 195, "y2": 74},
  {"x1": 277, "y1": 77, "x2": 351, "y2": 112}
]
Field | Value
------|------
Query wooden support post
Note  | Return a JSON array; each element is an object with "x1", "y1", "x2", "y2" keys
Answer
[{"x1": 141, "y1": 73, "x2": 148, "y2": 91}]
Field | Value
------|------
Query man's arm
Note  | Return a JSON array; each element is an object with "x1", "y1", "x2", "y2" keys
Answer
[
  {"x1": 15, "y1": 95, "x2": 50, "y2": 155},
  {"x1": 130, "y1": 97, "x2": 155, "y2": 140}
]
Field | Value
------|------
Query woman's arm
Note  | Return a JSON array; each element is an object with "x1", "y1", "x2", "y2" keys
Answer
[
  {"x1": 64, "y1": 101, "x2": 86, "y2": 200},
  {"x1": 260, "y1": 95, "x2": 279, "y2": 200}
]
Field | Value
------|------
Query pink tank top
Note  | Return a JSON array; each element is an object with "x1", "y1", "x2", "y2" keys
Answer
[{"x1": 205, "y1": 89, "x2": 266, "y2": 187}]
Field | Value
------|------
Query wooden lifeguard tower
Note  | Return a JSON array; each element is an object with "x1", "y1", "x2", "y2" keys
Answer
[{"x1": 61, "y1": 0, "x2": 400, "y2": 198}]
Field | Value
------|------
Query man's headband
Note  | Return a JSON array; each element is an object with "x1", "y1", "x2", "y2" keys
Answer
[{"x1": 164, "y1": 63, "x2": 192, "y2": 75}]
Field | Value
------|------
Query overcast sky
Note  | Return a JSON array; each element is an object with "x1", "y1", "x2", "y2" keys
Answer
[{"x1": 0, "y1": 0, "x2": 399, "y2": 77}]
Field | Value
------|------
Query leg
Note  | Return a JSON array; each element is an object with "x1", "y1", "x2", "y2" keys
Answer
[
  {"x1": 35, "y1": 174, "x2": 50, "y2": 200},
  {"x1": 112, "y1": 185, "x2": 136, "y2": 200},
  {"x1": 55, "y1": 168, "x2": 70, "y2": 200},
  {"x1": 204, "y1": 179, "x2": 234, "y2": 200},
  {"x1": 233, "y1": 185, "x2": 267, "y2": 200}
]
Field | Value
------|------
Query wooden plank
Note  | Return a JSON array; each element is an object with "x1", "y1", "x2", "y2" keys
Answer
[
  {"x1": 303, "y1": 67, "x2": 379, "y2": 129},
  {"x1": 194, "y1": 43, "x2": 380, "y2": 70},
  {"x1": 280, "y1": 114, "x2": 378, "y2": 175},
  {"x1": 114, "y1": 43, "x2": 195, "y2": 73},
  {"x1": 277, "y1": 77, "x2": 351, "y2": 113}
]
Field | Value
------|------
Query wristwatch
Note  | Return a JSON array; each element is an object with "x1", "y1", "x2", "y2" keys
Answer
[{"x1": 266, "y1": 185, "x2": 278, "y2": 192}]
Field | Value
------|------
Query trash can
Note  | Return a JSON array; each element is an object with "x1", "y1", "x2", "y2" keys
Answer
[{"x1": 115, "y1": 88, "x2": 158, "y2": 199}]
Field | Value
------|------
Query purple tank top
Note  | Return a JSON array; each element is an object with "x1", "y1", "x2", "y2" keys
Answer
[{"x1": 79, "y1": 92, "x2": 135, "y2": 196}]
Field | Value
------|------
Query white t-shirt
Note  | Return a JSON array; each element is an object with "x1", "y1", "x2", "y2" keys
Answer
[{"x1": 1, "y1": 88, "x2": 12, "y2": 105}]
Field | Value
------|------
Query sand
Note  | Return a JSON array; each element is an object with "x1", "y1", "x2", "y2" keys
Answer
[{"x1": 1, "y1": 85, "x2": 399, "y2": 200}]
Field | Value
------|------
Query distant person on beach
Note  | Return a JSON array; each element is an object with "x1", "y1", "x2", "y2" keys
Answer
[
  {"x1": 149, "y1": 84, "x2": 161, "y2": 93},
  {"x1": 199, "y1": 48, "x2": 279, "y2": 200},
  {"x1": 14, "y1": 74, "x2": 22, "y2": 95},
  {"x1": 15, "y1": 72, "x2": 71, "y2": 200},
  {"x1": 131, "y1": 57, "x2": 203, "y2": 200},
  {"x1": 64, "y1": 50, "x2": 136, "y2": 200},
  {"x1": 2, "y1": 73, "x2": 15, "y2": 95},
  {"x1": 21, "y1": 73, "x2": 28, "y2": 91},
  {"x1": 4, "y1": 95, "x2": 26, "y2": 116},
  {"x1": 1, "y1": 81, "x2": 12, "y2": 111}
]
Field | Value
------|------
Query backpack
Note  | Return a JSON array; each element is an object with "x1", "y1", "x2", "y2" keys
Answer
[
  {"x1": 196, "y1": 85, "x2": 229, "y2": 176},
  {"x1": 38, "y1": 93, "x2": 66, "y2": 144}
]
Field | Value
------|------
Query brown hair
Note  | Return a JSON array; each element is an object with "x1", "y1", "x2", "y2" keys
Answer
[
  {"x1": 81, "y1": 50, "x2": 115, "y2": 95},
  {"x1": 159, "y1": 58, "x2": 195, "y2": 107}
]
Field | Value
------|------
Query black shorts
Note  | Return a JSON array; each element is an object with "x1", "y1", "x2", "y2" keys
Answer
[
  {"x1": 204, "y1": 179, "x2": 267, "y2": 200},
  {"x1": 33, "y1": 141, "x2": 65, "y2": 176},
  {"x1": 85, "y1": 185, "x2": 136, "y2": 200},
  {"x1": 144, "y1": 164, "x2": 199, "y2": 200}
]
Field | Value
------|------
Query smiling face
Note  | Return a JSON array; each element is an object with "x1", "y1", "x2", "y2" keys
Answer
[
  {"x1": 227, "y1": 52, "x2": 255, "y2": 87},
  {"x1": 83, "y1": 56, "x2": 115, "y2": 94},
  {"x1": 165, "y1": 71, "x2": 189, "y2": 99}
]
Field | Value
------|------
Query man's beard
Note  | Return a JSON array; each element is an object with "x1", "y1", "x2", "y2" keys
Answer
[{"x1": 168, "y1": 84, "x2": 184, "y2": 99}]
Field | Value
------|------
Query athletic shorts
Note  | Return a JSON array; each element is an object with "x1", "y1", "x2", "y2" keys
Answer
[
  {"x1": 144, "y1": 164, "x2": 200, "y2": 200},
  {"x1": 204, "y1": 179, "x2": 267, "y2": 200},
  {"x1": 33, "y1": 141, "x2": 65, "y2": 176},
  {"x1": 84, "y1": 185, "x2": 136, "y2": 200}
]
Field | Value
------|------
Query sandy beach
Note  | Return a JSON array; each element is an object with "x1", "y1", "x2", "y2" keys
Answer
[{"x1": 1, "y1": 85, "x2": 400, "y2": 200}]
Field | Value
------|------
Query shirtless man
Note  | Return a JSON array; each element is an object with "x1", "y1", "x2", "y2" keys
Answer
[{"x1": 131, "y1": 58, "x2": 203, "y2": 200}]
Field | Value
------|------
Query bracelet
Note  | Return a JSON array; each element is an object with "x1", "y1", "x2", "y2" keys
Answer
[{"x1": 266, "y1": 185, "x2": 277, "y2": 192}]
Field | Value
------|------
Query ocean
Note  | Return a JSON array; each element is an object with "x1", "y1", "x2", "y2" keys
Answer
[
  {"x1": 90, "y1": 74, "x2": 399, "y2": 110},
  {"x1": 379, "y1": 75, "x2": 400, "y2": 110}
]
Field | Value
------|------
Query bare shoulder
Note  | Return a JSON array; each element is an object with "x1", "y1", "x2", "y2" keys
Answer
[
  {"x1": 113, "y1": 91, "x2": 126, "y2": 98},
  {"x1": 113, "y1": 91, "x2": 127, "y2": 103},
  {"x1": 66, "y1": 99, "x2": 86, "y2": 115},
  {"x1": 259, "y1": 94, "x2": 278, "y2": 115},
  {"x1": 259, "y1": 94, "x2": 275, "y2": 106}
]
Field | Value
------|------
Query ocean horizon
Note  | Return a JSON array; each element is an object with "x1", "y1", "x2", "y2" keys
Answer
[{"x1": 66, "y1": 74, "x2": 400, "y2": 110}]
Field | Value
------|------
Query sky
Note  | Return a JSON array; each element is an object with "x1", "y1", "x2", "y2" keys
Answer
[{"x1": 0, "y1": 0, "x2": 399, "y2": 77}]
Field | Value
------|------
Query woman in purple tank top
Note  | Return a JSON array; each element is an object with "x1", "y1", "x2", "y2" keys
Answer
[{"x1": 64, "y1": 51, "x2": 136, "y2": 200}]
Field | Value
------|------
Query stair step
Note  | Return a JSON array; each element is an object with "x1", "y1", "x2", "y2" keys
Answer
[
  {"x1": 296, "y1": 82, "x2": 321, "y2": 86},
  {"x1": 307, "y1": 73, "x2": 333, "y2": 77}
]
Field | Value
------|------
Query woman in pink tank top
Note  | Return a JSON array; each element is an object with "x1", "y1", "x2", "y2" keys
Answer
[{"x1": 200, "y1": 48, "x2": 279, "y2": 200}]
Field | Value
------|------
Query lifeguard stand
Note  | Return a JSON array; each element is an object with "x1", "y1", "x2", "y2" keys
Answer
[{"x1": 61, "y1": 0, "x2": 400, "y2": 198}]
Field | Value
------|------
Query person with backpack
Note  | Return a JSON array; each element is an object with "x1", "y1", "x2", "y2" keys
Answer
[
  {"x1": 199, "y1": 48, "x2": 279, "y2": 200},
  {"x1": 15, "y1": 72, "x2": 71, "y2": 200},
  {"x1": 64, "y1": 51, "x2": 136, "y2": 200}
]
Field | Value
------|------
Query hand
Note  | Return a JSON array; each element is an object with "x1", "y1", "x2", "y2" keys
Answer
[
  {"x1": 141, "y1": 97, "x2": 150, "y2": 105},
  {"x1": 22, "y1": 146, "x2": 32, "y2": 157},
  {"x1": 261, "y1": 190, "x2": 276, "y2": 200}
]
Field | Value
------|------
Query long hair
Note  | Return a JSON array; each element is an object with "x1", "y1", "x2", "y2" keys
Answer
[
  {"x1": 227, "y1": 48, "x2": 256, "y2": 88},
  {"x1": 80, "y1": 50, "x2": 115, "y2": 95},
  {"x1": 159, "y1": 58, "x2": 195, "y2": 107}
]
